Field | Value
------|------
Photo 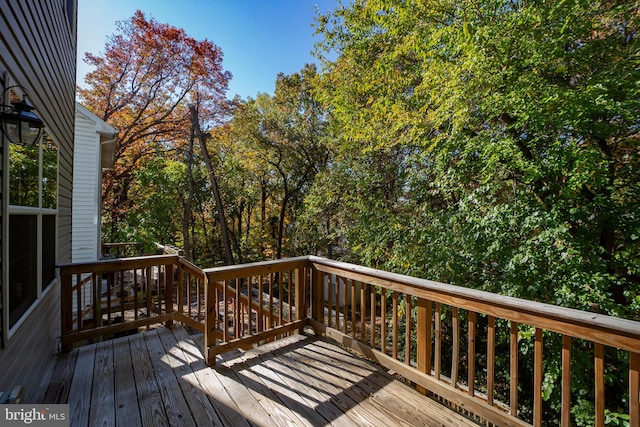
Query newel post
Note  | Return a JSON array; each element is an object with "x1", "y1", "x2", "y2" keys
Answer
[
  {"x1": 60, "y1": 269, "x2": 73, "y2": 352},
  {"x1": 204, "y1": 272, "x2": 216, "y2": 365},
  {"x1": 294, "y1": 265, "x2": 307, "y2": 333},
  {"x1": 165, "y1": 264, "x2": 174, "y2": 327},
  {"x1": 630, "y1": 352, "x2": 639, "y2": 427},
  {"x1": 177, "y1": 262, "x2": 184, "y2": 317},
  {"x1": 311, "y1": 265, "x2": 324, "y2": 334}
]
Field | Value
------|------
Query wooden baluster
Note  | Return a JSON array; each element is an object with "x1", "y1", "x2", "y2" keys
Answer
[
  {"x1": 107, "y1": 271, "x2": 114, "y2": 324},
  {"x1": 510, "y1": 321, "x2": 518, "y2": 417},
  {"x1": 76, "y1": 273, "x2": 83, "y2": 330},
  {"x1": 595, "y1": 343, "x2": 605, "y2": 427},
  {"x1": 204, "y1": 273, "x2": 215, "y2": 365},
  {"x1": 269, "y1": 272, "x2": 275, "y2": 328},
  {"x1": 392, "y1": 291, "x2": 398, "y2": 359},
  {"x1": 534, "y1": 328, "x2": 543, "y2": 427},
  {"x1": 343, "y1": 277, "x2": 348, "y2": 334},
  {"x1": 327, "y1": 274, "x2": 333, "y2": 328},
  {"x1": 279, "y1": 273, "x2": 284, "y2": 328},
  {"x1": 417, "y1": 297, "x2": 432, "y2": 394},
  {"x1": 214, "y1": 284, "x2": 219, "y2": 337},
  {"x1": 235, "y1": 279, "x2": 241, "y2": 338},
  {"x1": 145, "y1": 267, "x2": 152, "y2": 321},
  {"x1": 93, "y1": 272, "x2": 101, "y2": 328},
  {"x1": 247, "y1": 276, "x2": 252, "y2": 335},
  {"x1": 177, "y1": 265, "x2": 183, "y2": 317},
  {"x1": 165, "y1": 264, "x2": 174, "y2": 326},
  {"x1": 223, "y1": 280, "x2": 228, "y2": 342},
  {"x1": 258, "y1": 274, "x2": 264, "y2": 333},
  {"x1": 159, "y1": 267, "x2": 163, "y2": 316},
  {"x1": 370, "y1": 286, "x2": 377, "y2": 348},
  {"x1": 133, "y1": 270, "x2": 139, "y2": 321},
  {"x1": 630, "y1": 352, "x2": 639, "y2": 427},
  {"x1": 561, "y1": 335, "x2": 571, "y2": 427},
  {"x1": 285, "y1": 270, "x2": 291, "y2": 329},
  {"x1": 381, "y1": 289, "x2": 387, "y2": 355},
  {"x1": 198, "y1": 275, "x2": 203, "y2": 323},
  {"x1": 351, "y1": 280, "x2": 357, "y2": 339},
  {"x1": 405, "y1": 295, "x2": 412, "y2": 365},
  {"x1": 434, "y1": 302, "x2": 441, "y2": 380},
  {"x1": 119, "y1": 270, "x2": 125, "y2": 321},
  {"x1": 452, "y1": 307, "x2": 459, "y2": 389},
  {"x1": 468, "y1": 311, "x2": 476, "y2": 397},
  {"x1": 360, "y1": 282, "x2": 366, "y2": 343},
  {"x1": 335, "y1": 273, "x2": 340, "y2": 328},
  {"x1": 487, "y1": 315, "x2": 495, "y2": 405},
  {"x1": 294, "y1": 267, "x2": 305, "y2": 334}
]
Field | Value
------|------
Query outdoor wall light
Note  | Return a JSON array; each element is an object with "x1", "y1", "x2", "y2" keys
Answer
[{"x1": 0, "y1": 85, "x2": 44, "y2": 146}]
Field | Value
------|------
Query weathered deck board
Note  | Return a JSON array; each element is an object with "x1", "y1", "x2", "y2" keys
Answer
[
  {"x1": 90, "y1": 340, "x2": 115, "y2": 427},
  {"x1": 38, "y1": 326, "x2": 479, "y2": 427},
  {"x1": 155, "y1": 328, "x2": 224, "y2": 427},
  {"x1": 67, "y1": 344, "x2": 96, "y2": 427},
  {"x1": 171, "y1": 327, "x2": 251, "y2": 427},
  {"x1": 129, "y1": 328, "x2": 168, "y2": 427},
  {"x1": 113, "y1": 336, "x2": 142, "y2": 427},
  {"x1": 41, "y1": 347, "x2": 78, "y2": 404}
]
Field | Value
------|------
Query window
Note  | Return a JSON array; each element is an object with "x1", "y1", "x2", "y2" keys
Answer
[{"x1": 7, "y1": 134, "x2": 58, "y2": 328}]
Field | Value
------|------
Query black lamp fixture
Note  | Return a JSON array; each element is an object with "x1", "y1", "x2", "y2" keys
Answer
[{"x1": 0, "y1": 84, "x2": 44, "y2": 146}]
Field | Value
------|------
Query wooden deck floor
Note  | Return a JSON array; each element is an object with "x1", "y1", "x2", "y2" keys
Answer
[{"x1": 38, "y1": 326, "x2": 478, "y2": 426}]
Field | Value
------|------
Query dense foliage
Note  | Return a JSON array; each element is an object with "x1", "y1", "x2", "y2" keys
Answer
[{"x1": 311, "y1": 0, "x2": 639, "y2": 317}]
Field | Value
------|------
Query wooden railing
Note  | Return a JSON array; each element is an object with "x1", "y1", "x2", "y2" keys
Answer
[
  {"x1": 61, "y1": 255, "x2": 640, "y2": 426},
  {"x1": 203, "y1": 257, "x2": 310, "y2": 361},
  {"x1": 203, "y1": 256, "x2": 640, "y2": 427},
  {"x1": 59, "y1": 254, "x2": 205, "y2": 350}
]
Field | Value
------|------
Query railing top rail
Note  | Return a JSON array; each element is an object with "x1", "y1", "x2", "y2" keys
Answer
[
  {"x1": 58, "y1": 254, "x2": 180, "y2": 274},
  {"x1": 309, "y1": 256, "x2": 640, "y2": 352},
  {"x1": 178, "y1": 257, "x2": 205, "y2": 277},
  {"x1": 203, "y1": 256, "x2": 310, "y2": 281}
]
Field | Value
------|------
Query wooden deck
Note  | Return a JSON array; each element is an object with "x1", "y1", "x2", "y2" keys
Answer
[{"x1": 38, "y1": 326, "x2": 478, "y2": 426}]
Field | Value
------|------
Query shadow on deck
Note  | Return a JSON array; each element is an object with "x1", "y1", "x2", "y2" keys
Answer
[{"x1": 37, "y1": 325, "x2": 478, "y2": 426}]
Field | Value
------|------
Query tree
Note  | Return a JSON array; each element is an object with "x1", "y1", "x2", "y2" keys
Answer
[
  {"x1": 78, "y1": 10, "x2": 231, "y2": 244},
  {"x1": 189, "y1": 102, "x2": 235, "y2": 265},
  {"x1": 244, "y1": 64, "x2": 330, "y2": 259}
]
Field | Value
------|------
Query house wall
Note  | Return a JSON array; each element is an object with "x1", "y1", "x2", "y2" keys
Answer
[
  {"x1": 0, "y1": 0, "x2": 77, "y2": 401},
  {"x1": 73, "y1": 111, "x2": 102, "y2": 263}
]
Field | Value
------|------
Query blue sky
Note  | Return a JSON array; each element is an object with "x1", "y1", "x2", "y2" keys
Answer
[{"x1": 77, "y1": 0, "x2": 338, "y2": 100}]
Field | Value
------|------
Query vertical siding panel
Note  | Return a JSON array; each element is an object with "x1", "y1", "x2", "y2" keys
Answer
[{"x1": 72, "y1": 110, "x2": 101, "y2": 262}]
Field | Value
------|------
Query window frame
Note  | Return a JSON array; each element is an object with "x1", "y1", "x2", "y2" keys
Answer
[{"x1": 2, "y1": 131, "x2": 59, "y2": 339}]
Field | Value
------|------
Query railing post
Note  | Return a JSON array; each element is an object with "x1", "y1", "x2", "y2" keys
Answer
[
  {"x1": 60, "y1": 270, "x2": 73, "y2": 352},
  {"x1": 294, "y1": 266, "x2": 306, "y2": 334},
  {"x1": 311, "y1": 266, "x2": 323, "y2": 334},
  {"x1": 204, "y1": 272, "x2": 216, "y2": 365},
  {"x1": 631, "y1": 352, "x2": 639, "y2": 427},
  {"x1": 165, "y1": 264, "x2": 174, "y2": 327},
  {"x1": 177, "y1": 262, "x2": 184, "y2": 317}
]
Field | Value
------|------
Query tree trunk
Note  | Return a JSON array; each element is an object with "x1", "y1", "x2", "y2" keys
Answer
[
  {"x1": 181, "y1": 129, "x2": 196, "y2": 260},
  {"x1": 188, "y1": 104, "x2": 235, "y2": 265}
]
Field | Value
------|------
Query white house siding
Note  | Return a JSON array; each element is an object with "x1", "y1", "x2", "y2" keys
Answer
[
  {"x1": 0, "y1": 0, "x2": 77, "y2": 401},
  {"x1": 72, "y1": 110, "x2": 101, "y2": 263}
]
